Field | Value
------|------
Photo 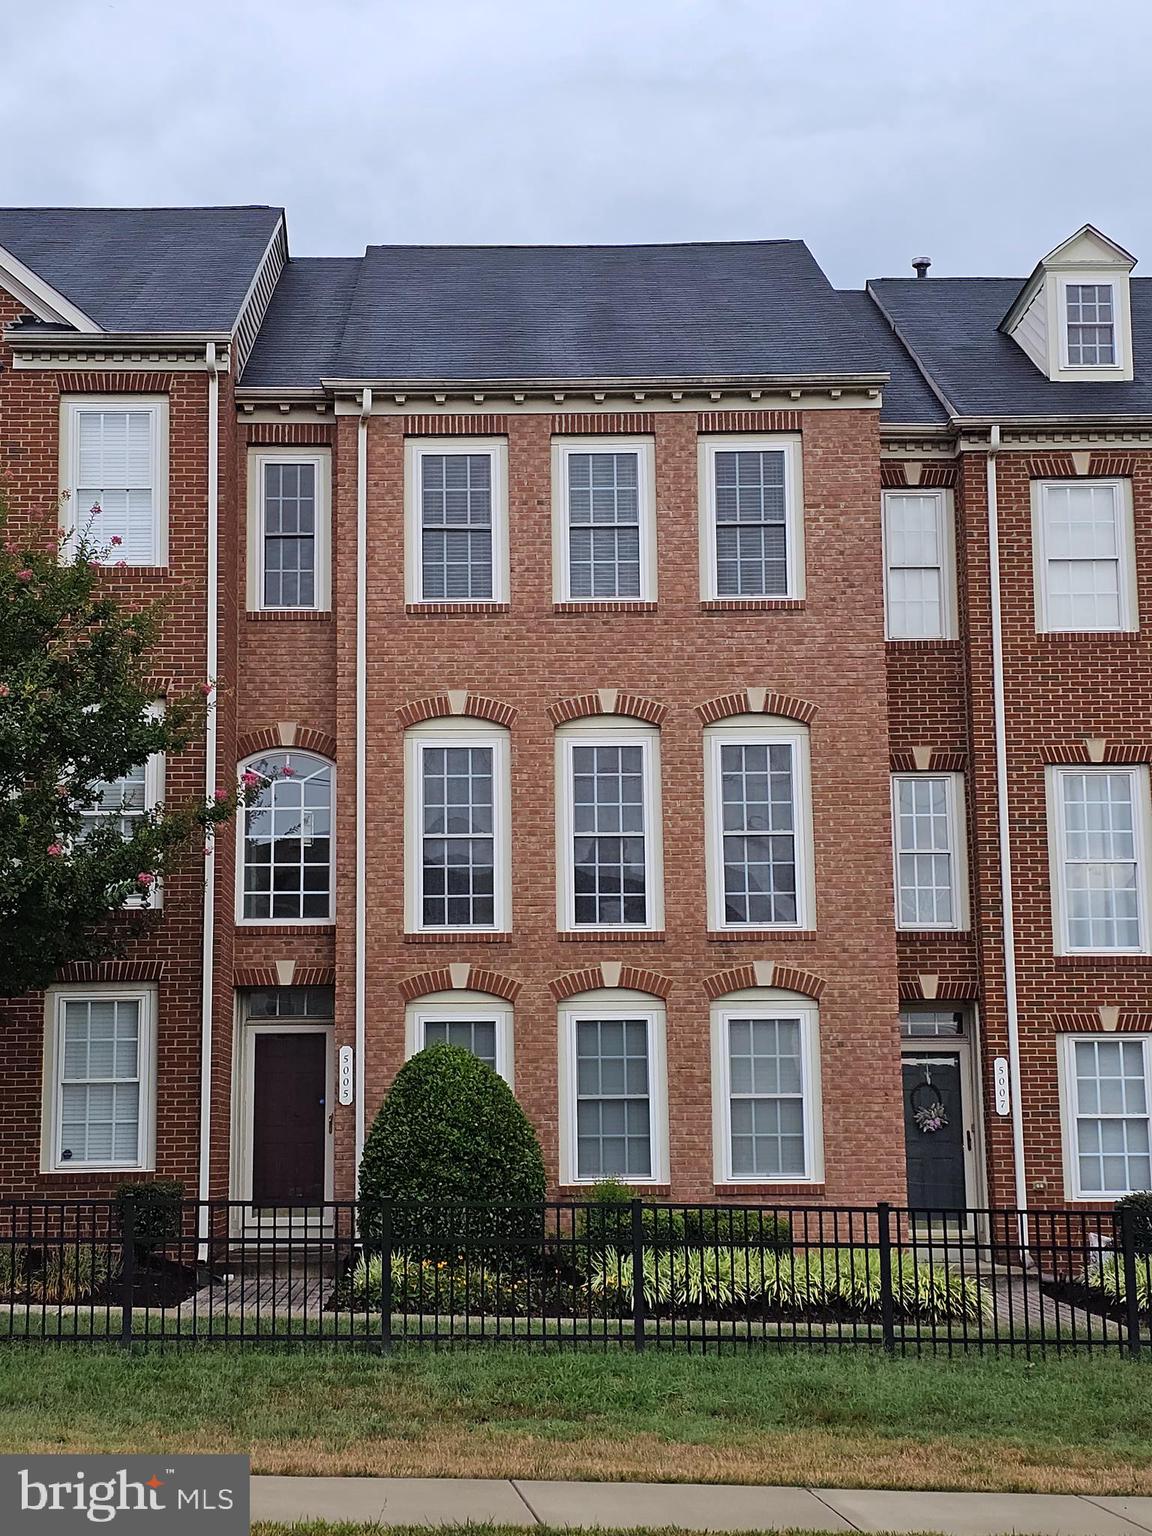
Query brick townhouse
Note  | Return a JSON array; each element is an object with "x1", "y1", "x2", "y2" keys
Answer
[{"x1": 0, "y1": 207, "x2": 1148, "y2": 1227}]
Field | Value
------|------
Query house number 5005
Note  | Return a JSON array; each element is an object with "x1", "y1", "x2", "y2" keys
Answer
[{"x1": 338, "y1": 1045, "x2": 355, "y2": 1106}]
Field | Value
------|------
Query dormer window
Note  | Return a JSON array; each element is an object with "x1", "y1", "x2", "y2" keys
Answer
[
  {"x1": 1001, "y1": 225, "x2": 1135, "y2": 384},
  {"x1": 1065, "y1": 283, "x2": 1116, "y2": 366}
]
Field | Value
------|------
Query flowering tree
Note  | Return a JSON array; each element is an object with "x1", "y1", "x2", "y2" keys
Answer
[{"x1": 0, "y1": 496, "x2": 249, "y2": 997}]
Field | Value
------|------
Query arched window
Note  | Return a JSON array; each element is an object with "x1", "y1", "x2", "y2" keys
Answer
[
  {"x1": 405, "y1": 989, "x2": 514, "y2": 1085},
  {"x1": 237, "y1": 750, "x2": 334, "y2": 923}
]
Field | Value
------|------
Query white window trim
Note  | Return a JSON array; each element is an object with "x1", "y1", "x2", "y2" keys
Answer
[
  {"x1": 710, "y1": 991, "x2": 824, "y2": 1186},
  {"x1": 404, "y1": 437, "x2": 509, "y2": 605},
  {"x1": 891, "y1": 772, "x2": 970, "y2": 932},
  {"x1": 246, "y1": 447, "x2": 332, "y2": 612},
  {"x1": 40, "y1": 984, "x2": 158, "y2": 1174},
  {"x1": 550, "y1": 437, "x2": 657, "y2": 603},
  {"x1": 404, "y1": 719, "x2": 511, "y2": 934},
  {"x1": 704, "y1": 715, "x2": 814, "y2": 933},
  {"x1": 882, "y1": 488, "x2": 957, "y2": 641},
  {"x1": 75, "y1": 700, "x2": 166, "y2": 911},
  {"x1": 698, "y1": 434, "x2": 804, "y2": 602},
  {"x1": 1046, "y1": 765, "x2": 1152, "y2": 956},
  {"x1": 556, "y1": 716, "x2": 664, "y2": 933},
  {"x1": 1058, "y1": 1034, "x2": 1152, "y2": 1201},
  {"x1": 405, "y1": 990, "x2": 515, "y2": 1087},
  {"x1": 557, "y1": 990, "x2": 669, "y2": 1186},
  {"x1": 1055, "y1": 274, "x2": 1127, "y2": 376},
  {"x1": 234, "y1": 750, "x2": 336, "y2": 926},
  {"x1": 1032, "y1": 478, "x2": 1137, "y2": 634},
  {"x1": 59, "y1": 396, "x2": 169, "y2": 567}
]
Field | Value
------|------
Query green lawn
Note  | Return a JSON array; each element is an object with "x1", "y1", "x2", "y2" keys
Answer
[{"x1": 0, "y1": 1347, "x2": 1148, "y2": 1493}]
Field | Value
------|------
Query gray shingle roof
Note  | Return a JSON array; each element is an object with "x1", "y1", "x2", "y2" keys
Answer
[
  {"x1": 0, "y1": 206, "x2": 283, "y2": 332},
  {"x1": 868, "y1": 276, "x2": 1152, "y2": 419},
  {"x1": 837, "y1": 290, "x2": 946, "y2": 425},
  {"x1": 319, "y1": 240, "x2": 884, "y2": 383},
  {"x1": 240, "y1": 257, "x2": 362, "y2": 387}
]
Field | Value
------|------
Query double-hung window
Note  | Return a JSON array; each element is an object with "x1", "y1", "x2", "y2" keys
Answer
[
  {"x1": 405, "y1": 723, "x2": 510, "y2": 933},
  {"x1": 554, "y1": 439, "x2": 655, "y2": 601},
  {"x1": 248, "y1": 450, "x2": 331, "y2": 611},
  {"x1": 62, "y1": 398, "x2": 167, "y2": 565},
  {"x1": 559, "y1": 997, "x2": 667, "y2": 1183},
  {"x1": 407, "y1": 440, "x2": 507, "y2": 604},
  {"x1": 712, "y1": 998, "x2": 822, "y2": 1184},
  {"x1": 1063, "y1": 1037, "x2": 1151, "y2": 1197},
  {"x1": 557, "y1": 720, "x2": 663, "y2": 931},
  {"x1": 238, "y1": 751, "x2": 334, "y2": 922},
  {"x1": 407, "y1": 991, "x2": 514, "y2": 1083},
  {"x1": 1065, "y1": 283, "x2": 1117, "y2": 367},
  {"x1": 43, "y1": 988, "x2": 156, "y2": 1172},
  {"x1": 1049, "y1": 767, "x2": 1150, "y2": 954},
  {"x1": 1034, "y1": 480, "x2": 1135, "y2": 633},
  {"x1": 883, "y1": 490, "x2": 954, "y2": 639},
  {"x1": 892, "y1": 774, "x2": 966, "y2": 930},
  {"x1": 705, "y1": 718, "x2": 813, "y2": 931},
  {"x1": 701, "y1": 437, "x2": 803, "y2": 600}
]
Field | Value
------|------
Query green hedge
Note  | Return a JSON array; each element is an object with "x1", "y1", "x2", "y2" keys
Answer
[
  {"x1": 114, "y1": 1179, "x2": 185, "y2": 1255},
  {"x1": 574, "y1": 1180, "x2": 791, "y2": 1252}
]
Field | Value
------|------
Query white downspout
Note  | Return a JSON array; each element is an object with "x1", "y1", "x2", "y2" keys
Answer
[
  {"x1": 198, "y1": 341, "x2": 220, "y2": 1249},
  {"x1": 354, "y1": 388, "x2": 372, "y2": 1171},
  {"x1": 985, "y1": 424, "x2": 1029, "y2": 1236}
]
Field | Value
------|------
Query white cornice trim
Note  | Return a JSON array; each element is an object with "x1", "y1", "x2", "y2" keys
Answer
[{"x1": 0, "y1": 241, "x2": 102, "y2": 332}]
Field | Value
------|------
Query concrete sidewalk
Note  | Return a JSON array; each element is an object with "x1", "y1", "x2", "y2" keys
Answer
[{"x1": 250, "y1": 1475, "x2": 1152, "y2": 1534}]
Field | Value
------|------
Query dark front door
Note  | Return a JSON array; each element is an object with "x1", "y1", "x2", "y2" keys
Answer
[
  {"x1": 902, "y1": 1052, "x2": 966, "y2": 1214},
  {"x1": 251, "y1": 1032, "x2": 327, "y2": 1205}
]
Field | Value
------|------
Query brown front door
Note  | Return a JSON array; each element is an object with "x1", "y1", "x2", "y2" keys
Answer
[{"x1": 251, "y1": 1032, "x2": 327, "y2": 1205}]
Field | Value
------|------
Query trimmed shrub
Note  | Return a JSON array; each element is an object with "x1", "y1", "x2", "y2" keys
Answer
[
  {"x1": 359, "y1": 1043, "x2": 546, "y2": 1256},
  {"x1": 114, "y1": 1180, "x2": 186, "y2": 1257},
  {"x1": 573, "y1": 1181, "x2": 790, "y2": 1254},
  {"x1": 1116, "y1": 1191, "x2": 1152, "y2": 1257},
  {"x1": 588, "y1": 1246, "x2": 988, "y2": 1322}
]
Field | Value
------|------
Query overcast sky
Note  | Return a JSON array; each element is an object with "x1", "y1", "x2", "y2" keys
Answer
[{"x1": 2, "y1": 0, "x2": 1151, "y2": 288}]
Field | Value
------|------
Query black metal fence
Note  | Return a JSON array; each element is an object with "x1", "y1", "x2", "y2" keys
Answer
[{"x1": 0, "y1": 1197, "x2": 1147, "y2": 1355}]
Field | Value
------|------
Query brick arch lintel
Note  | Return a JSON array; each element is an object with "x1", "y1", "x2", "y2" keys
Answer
[
  {"x1": 399, "y1": 966, "x2": 521, "y2": 1003},
  {"x1": 236, "y1": 726, "x2": 338, "y2": 763},
  {"x1": 234, "y1": 966, "x2": 336, "y2": 989},
  {"x1": 897, "y1": 978, "x2": 976, "y2": 1002},
  {"x1": 396, "y1": 693, "x2": 518, "y2": 730},
  {"x1": 56, "y1": 959, "x2": 166, "y2": 983},
  {"x1": 549, "y1": 963, "x2": 673, "y2": 1002},
  {"x1": 890, "y1": 749, "x2": 967, "y2": 773},
  {"x1": 696, "y1": 690, "x2": 818, "y2": 726},
  {"x1": 548, "y1": 691, "x2": 668, "y2": 727},
  {"x1": 704, "y1": 962, "x2": 826, "y2": 1001}
]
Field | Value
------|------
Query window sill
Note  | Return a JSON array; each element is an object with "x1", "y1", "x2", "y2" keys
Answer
[
  {"x1": 404, "y1": 931, "x2": 512, "y2": 944},
  {"x1": 234, "y1": 923, "x2": 336, "y2": 936},
  {"x1": 896, "y1": 926, "x2": 971, "y2": 938},
  {"x1": 699, "y1": 598, "x2": 804, "y2": 613},
  {"x1": 714, "y1": 1183, "x2": 826, "y2": 1198},
  {"x1": 245, "y1": 610, "x2": 333, "y2": 623},
  {"x1": 1036, "y1": 629, "x2": 1141, "y2": 643},
  {"x1": 1054, "y1": 952, "x2": 1152, "y2": 967},
  {"x1": 557, "y1": 1184, "x2": 671, "y2": 1198},
  {"x1": 707, "y1": 929, "x2": 816, "y2": 942},
  {"x1": 553, "y1": 601, "x2": 658, "y2": 615},
  {"x1": 406, "y1": 602, "x2": 510, "y2": 616},
  {"x1": 558, "y1": 930, "x2": 666, "y2": 942},
  {"x1": 885, "y1": 638, "x2": 961, "y2": 651}
]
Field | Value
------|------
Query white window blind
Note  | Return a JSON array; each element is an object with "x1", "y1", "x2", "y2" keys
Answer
[
  {"x1": 75, "y1": 409, "x2": 158, "y2": 565},
  {"x1": 1055, "y1": 770, "x2": 1145, "y2": 951},
  {"x1": 884, "y1": 492, "x2": 948, "y2": 639},
  {"x1": 1038, "y1": 482, "x2": 1127, "y2": 632},
  {"x1": 1069, "y1": 1038, "x2": 1151, "y2": 1195},
  {"x1": 57, "y1": 997, "x2": 142, "y2": 1166}
]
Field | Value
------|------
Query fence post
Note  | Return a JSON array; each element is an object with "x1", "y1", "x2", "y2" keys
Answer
[
  {"x1": 120, "y1": 1195, "x2": 135, "y2": 1349},
  {"x1": 630, "y1": 1198, "x2": 646, "y2": 1352},
  {"x1": 379, "y1": 1199, "x2": 393, "y2": 1355},
  {"x1": 1120, "y1": 1204, "x2": 1142, "y2": 1360},
  {"x1": 877, "y1": 1201, "x2": 896, "y2": 1355}
]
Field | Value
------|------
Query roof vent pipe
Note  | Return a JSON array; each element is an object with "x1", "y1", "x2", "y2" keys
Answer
[{"x1": 912, "y1": 256, "x2": 932, "y2": 279}]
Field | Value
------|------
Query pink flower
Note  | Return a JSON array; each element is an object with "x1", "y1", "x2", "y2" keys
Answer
[
  {"x1": 200, "y1": 682, "x2": 214, "y2": 697},
  {"x1": 280, "y1": 764, "x2": 295, "y2": 778},
  {"x1": 110, "y1": 536, "x2": 122, "y2": 547},
  {"x1": 113, "y1": 560, "x2": 127, "y2": 569},
  {"x1": 203, "y1": 843, "x2": 213, "y2": 857},
  {"x1": 136, "y1": 872, "x2": 155, "y2": 887},
  {"x1": 0, "y1": 684, "x2": 8, "y2": 698},
  {"x1": 88, "y1": 560, "x2": 101, "y2": 570},
  {"x1": 241, "y1": 770, "x2": 261, "y2": 789},
  {"x1": 16, "y1": 569, "x2": 32, "y2": 583},
  {"x1": 213, "y1": 788, "x2": 229, "y2": 802},
  {"x1": 89, "y1": 504, "x2": 101, "y2": 515},
  {"x1": 47, "y1": 844, "x2": 63, "y2": 857}
]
